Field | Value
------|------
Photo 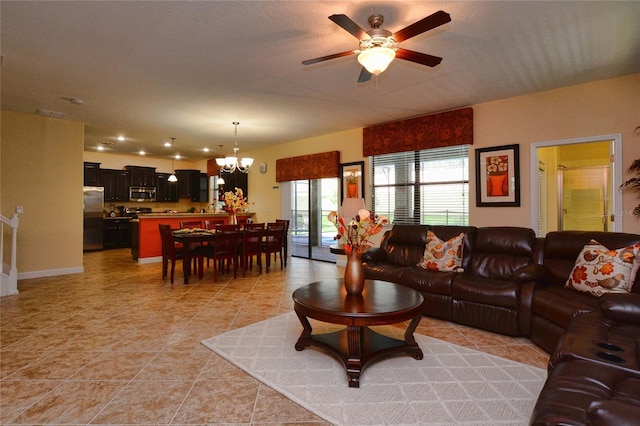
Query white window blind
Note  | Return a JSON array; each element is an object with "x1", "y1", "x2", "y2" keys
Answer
[{"x1": 370, "y1": 145, "x2": 469, "y2": 225}]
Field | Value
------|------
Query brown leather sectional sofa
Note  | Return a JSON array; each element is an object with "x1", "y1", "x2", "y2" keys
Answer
[{"x1": 362, "y1": 225, "x2": 640, "y2": 425}]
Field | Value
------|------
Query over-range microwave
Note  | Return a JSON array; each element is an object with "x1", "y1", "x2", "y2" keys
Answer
[{"x1": 129, "y1": 187, "x2": 156, "y2": 202}]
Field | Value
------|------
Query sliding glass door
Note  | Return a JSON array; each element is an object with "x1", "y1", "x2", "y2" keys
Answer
[{"x1": 290, "y1": 178, "x2": 338, "y2": 261}]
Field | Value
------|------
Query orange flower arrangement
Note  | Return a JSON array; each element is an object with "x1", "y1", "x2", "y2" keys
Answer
[{"x1": 328, "y1": 209, "x2": 389, "y2": 255}]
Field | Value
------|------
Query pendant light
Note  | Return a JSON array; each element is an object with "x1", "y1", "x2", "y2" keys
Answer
[
  {"x1": 168, "y1": 137, "x2": 178, "y2": 182},
  {"x1": 215, "y1": 122, "x2": 253, "y2": 173}
]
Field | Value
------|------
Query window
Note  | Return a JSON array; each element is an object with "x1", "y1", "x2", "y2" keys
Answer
[{"x1": 371, "y1": 145, "x2": 469, "y2": 225}]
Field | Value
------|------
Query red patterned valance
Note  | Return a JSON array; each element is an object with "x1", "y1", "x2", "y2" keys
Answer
[
  {"x1": 363, "y1": 107, "x2": 473, "y2": 156},
  {"x1": 276, "y1": 151, "x2": 340, "y2": 182}
]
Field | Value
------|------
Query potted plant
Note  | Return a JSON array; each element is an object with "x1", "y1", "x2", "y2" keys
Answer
[{"x1": 621, "y1": 158, "x2": 640, "y2": 216}]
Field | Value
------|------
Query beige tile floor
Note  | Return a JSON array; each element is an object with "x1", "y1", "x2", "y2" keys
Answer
[{"x1": 1, "y1": 249, "x2": 549, "y2": 425}]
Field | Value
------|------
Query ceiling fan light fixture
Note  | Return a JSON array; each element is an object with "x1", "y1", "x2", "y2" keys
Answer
[{"x1": 358, "y1": 47, "x2": 396, "y2": 75}]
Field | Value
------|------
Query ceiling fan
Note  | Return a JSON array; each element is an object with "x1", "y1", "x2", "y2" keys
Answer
[{"x1": 302, "y1": 10, "x2": 451, "y2": 82}]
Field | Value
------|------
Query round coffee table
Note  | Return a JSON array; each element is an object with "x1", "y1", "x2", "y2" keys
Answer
[{"x1": 292, "y1": 279, "x2": 424, "y2": 388}]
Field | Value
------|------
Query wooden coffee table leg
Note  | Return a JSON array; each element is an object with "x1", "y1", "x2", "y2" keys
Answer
[
  {"x1": 404, "y1": 314, "x2": 424, "y2": 360},
  {"x1": 294, "y1": 310, "x2": 313, "y2": 351},
  {"x1": 346, "y1": 325, "x2": 363, "y2": 388}
]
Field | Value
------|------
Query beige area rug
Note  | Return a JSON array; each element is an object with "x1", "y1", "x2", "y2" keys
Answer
[{"x1": 202, "y1": 313, "x2": 546, "y2": 425}]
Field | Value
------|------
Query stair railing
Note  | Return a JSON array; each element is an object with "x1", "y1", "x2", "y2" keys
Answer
[{"x1": 1, "y1": 213, "x2": 19, "y2": 296}]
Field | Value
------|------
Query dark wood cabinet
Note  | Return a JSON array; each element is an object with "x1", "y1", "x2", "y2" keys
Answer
[
  {"x1": 219, "y1": 170, "x2": 248, "y2": 198},
  {"x1": 156, "y1": 172, "x2": 178, "y2": 202},
  {"x1": 100, "y1": 169, "x2": 129, "y2": 201},
  {"x1": 176, "y1": 169, "x2": 208, "y2": 202},
  {"x1": 103, "y1": 218, "x2": 131, "y2": 249},
  {"x1": 125, "y1": 166, "x2": 156, "y2": 187},
  {"x1": 83, "y1": 162, "x2": 101, "y2": 186}
]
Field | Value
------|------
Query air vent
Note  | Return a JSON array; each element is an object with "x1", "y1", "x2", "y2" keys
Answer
[{"x1": 35, "y1": 108, "x2": 64, "y2": 118}]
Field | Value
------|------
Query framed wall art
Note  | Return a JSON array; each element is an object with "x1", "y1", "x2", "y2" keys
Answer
[
  {"x1": 475, "y1": 144, "x2": 521, "y2": 207},
  {"x1": 339, "y1": 161, "x2": 364, "y2": 204}
]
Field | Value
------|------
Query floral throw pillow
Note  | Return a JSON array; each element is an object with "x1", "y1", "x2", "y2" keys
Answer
[
  {"x1": 417, "y1": 231, "x2": 465, "y2": 272},
  {"x1": 565, "y1": 239, "x2": 640, "y2": 297}
]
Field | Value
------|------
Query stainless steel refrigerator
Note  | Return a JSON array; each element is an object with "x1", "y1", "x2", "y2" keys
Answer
[{"x1": 83, "y1": 186, "x2": 104, "y2": 251}]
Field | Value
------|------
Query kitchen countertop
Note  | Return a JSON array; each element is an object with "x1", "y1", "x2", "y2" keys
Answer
[{"x1": 137, "y1": 212, "x2": 254, "y2": 218}]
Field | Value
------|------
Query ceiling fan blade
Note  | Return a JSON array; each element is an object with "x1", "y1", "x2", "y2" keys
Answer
[
  {"x1": 329, "y1": 14, "x2": 369, "y2": 40},
  {"x1": 392, "y1": 10, "x2": 451, "y2": 42},
  {"x1": 357, "y1": 67, "x2": 372, "y2": 83},
  {"x1": 301, "y1": 50, "x2": 356, "y2": 66},
  {"x1": 395, "y1": 48, "x2": 443, "y2": 67}
]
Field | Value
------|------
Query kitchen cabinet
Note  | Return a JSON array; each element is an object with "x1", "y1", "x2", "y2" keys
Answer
[
  {"x1": 156, "y1": 172, "x2": 178, "y2": 202},
  {"x1": 219, "y1": 169, "x2": 248, "y2": 198},
  {"x1": 100, "y1": 169, "x2": 129, "y2": 201},
  {"x1": 176, "y1": 169, "x2": 208, "y2": 202},
  {"x1": 83, "y1": 162, "x2": 101, "y2": 186},
  {"x1": 126, "y1": 166, "x2": 156, "y2": 187},
  {"x1": 103, "y1": 218, "x2": 131, "y2": 249}
]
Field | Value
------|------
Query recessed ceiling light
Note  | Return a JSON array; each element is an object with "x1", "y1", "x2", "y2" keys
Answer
[
  {"x1": 139, "y1": 150, "x2": 146, "y2": 155},
  {"x1": 117, "y1": 136, "x2": 125, "y2": 141},
  {"x1": 164, "y1": 142, "x2": 172, "y2": 147},
  {"x1": 174, "y1": 154, "x2": 181, "y2": 160},
  {"x1": 97, "y1": 146, "x2": 105, "y2": 151},
  {"x1": 203, "y1": 147, "x2": 210, "y2": 152}
]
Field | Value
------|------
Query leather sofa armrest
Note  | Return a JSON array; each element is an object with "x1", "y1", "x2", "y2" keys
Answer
[
  {"x1": 512, "y1": 263, "x2": 546, "y2": 283},
  {"x1": 362, "y1": 247, "x2": 387, "y2": 263},
  {"x1": 587, "y1": 400, "x2": 640, "y2": 426},
  {"x1": 599, "y1": 293, "x2": 640, "y2": 323}
]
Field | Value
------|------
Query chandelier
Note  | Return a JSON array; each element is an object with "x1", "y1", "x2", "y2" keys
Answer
[{"x1": 215, "y1": 122, "x2": 253, "y2": 173}]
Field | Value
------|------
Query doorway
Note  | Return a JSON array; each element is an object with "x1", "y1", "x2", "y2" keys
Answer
[
  {"x1": 531, "y1": 134, "x2": 622, "y2": 235},
  {"x1": 290, "y1": 178, "x2": 339, "y2": 261}
]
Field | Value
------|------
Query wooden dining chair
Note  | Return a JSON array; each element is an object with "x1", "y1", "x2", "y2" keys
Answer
[
  {"x1": 159, "y1": 224, "x2": 201, "y2": 284},
  {"x1": 204, "y1": 217, "x2": 226, "y2": 229},
  {"x1": 240, "y1": 223, "x2": 265, "y2": 276},
  {"x1": 180, "y1": 220, "x2": 204, "y2": 229},
  {"x1": 275, "y1": 219, "x2": 290, "y2": 267},
  {"x1": 262, "y1": 222, "x2": 286, "y2": 272},
  {"x1": 199, "y1": 224, "x2": 240, "y2": 282}
]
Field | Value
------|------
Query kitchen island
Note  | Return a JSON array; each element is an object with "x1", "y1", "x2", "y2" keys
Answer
[{"x1": 131, "y1": 212, "x2": 255, "y2": 262}]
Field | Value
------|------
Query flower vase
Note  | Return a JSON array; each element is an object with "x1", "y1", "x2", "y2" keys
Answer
[
  {"x1": 228, "y1": 213, "x2": 237, "y2": 225},
  {"x1": 488, "y1": 174, "x2": 508, "y2": 196},
  {"x1": 344, "y1": 249, "x2": 365, "y2": 296}
]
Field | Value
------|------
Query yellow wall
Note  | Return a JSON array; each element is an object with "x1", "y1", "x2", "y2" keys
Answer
[
  {"x1": 471, "y1": 73, "x2": 640, "y2": 231},
  {"x1": 243, "y1": 128, "x2": 363, "y2": 223},
  {"x1": 1, "y1": 110, "x2": 84, "y2": 275},
  {"x1": 2, "y1": 73, "x2": 639, "y2": 278}
]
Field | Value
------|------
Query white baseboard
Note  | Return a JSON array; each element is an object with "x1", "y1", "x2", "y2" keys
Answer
[
  {"x1": 18, "y1": 266, "x2": 84, "y2": 280},
  {"x1": 137, "y1": 256, "x2": 162, "y2": 264}
]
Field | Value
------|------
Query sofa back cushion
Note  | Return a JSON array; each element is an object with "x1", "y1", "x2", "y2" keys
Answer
[
  {"x1": 379, "y1": 225, "x2": 477, "y2": 268},
  {"x1": 543, "y1": 231, "x2": 640, "y2": 293},
  {"x1": 469, "y1": 227, "x2": 536, "y2": 280}
]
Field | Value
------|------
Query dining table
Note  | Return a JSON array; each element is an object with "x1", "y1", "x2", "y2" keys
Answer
[{"x1": 172, "y1": 229, "x2": 217, "y2": 284}]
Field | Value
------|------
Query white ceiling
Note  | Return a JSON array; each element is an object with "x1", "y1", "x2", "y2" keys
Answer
[{"x1": 2, "y1": 1, "x2": 639, "y2": 160}]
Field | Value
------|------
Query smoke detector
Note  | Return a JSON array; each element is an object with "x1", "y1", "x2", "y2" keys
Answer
[{"x1": 35, "y1": 109, "x2": 64, "y2": 118}]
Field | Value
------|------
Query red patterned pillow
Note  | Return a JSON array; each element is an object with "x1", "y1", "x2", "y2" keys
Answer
[
  {"x1": 417, "y1": 231, "x2": 465, "y2": 272},
  {"x1": 565, "y1": 240, "x2": 640, "y2": 297}
]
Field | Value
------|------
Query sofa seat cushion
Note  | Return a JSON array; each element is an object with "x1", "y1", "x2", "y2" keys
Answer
[
  {"x1": 452, "y1": 274, "x2": 518, "y2": 308},
  {"x1": 532, "y1": 286, "x2": 598, "y2": 328},
  {"x1": 398, "y1": 267, "x2": 456, "y2": 295},
  {"x1": 530, "y1": 359, "x2": 640, "y2": 426}
]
